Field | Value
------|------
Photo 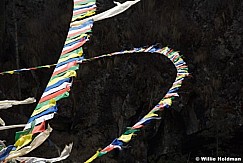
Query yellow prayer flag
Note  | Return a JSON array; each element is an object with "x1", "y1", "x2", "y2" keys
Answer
[
  {"x1": 64, "y1": 34, "x2": 87, "y2": 45},
  {"x1": 84, "y1": 150, "x2": 100, "y2": 163},
  {"x1": 47, "y1": 70, "x2": 76, "y2": 87},
  {"x1": 72, "y1": 10, "x2": 96, "y2": 22},
  {"x1": 117, "y1": 133, "x2": 135, "y2": 143},
  {"x1": 14, "y1": 134, "x2": 33, "y2": 151},
  {"x1": 8, "y1": 71, "x2": 14, "y2": 74},
  {"x1": 175, "y1": 75, "x2": 184, "y2": 81},
  {"x1": 144, "y1": 112, "x2": 158, "y2": 118},
  {"x1": 57, "y1": 53, "x2": 82, "y2": 64},
  {"x1": 159, "y1": 98, "x2": 172, "y2": 106},
  {"x1": 31, "y1": 100, "x2": 56, "y2": 117}
]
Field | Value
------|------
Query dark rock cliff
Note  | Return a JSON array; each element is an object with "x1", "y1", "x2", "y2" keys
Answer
[{"x1": 0, "y1": 0, "x2": 242, "y2": 162}]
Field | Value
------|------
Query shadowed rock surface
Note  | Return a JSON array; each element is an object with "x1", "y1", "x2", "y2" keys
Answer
[{"x1": 0, "y1": 0, "x2": 242, "y2": 162}]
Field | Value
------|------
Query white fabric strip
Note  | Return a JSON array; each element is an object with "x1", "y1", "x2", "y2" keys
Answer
[
  {"x1": 67, "y1": 25, "x2": 92, "y2": 37},
  {"x1": 16, "y1": 143, "x2": 73, "y2": 163},
  {"x1": 0, "y1": 117, "x2": 5, "y2": 126},
  {"x1": 0, "y1": 124, "x2": 26, "y2": 130},
  {"x1": 62, "y1": 39, "x2": 86, "y2": 53},
  {"x1": 0, "y1": 97, "x2": 36, "y2": 109},
  {"x1": 71, "y1": 0, "x2": 141, "y2": 26},
  {"x1": 53, "y1": 64, "x2": 67, "y2": 73},
  {"x1": 41, "y1": 82, "x2": 72, "y2": 99},
  {"x1": 24, "y1": 113, "x2": 54, "y2": 130}
]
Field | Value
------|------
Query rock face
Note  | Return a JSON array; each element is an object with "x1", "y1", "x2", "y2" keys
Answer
[{"x1": 0, "y1": 0, "x2": 242, "y2": 162}]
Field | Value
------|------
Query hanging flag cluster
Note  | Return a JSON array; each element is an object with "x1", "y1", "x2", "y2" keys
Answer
[
  {"x1": 21, "y1": 0, "x2": 97, "y2": 131},
  {"x1": 0, "y1": 0, "x2": 96, "y2": 161},
  {"x1": 84, "y1": 45, "x2": 189, "y2": 162}
]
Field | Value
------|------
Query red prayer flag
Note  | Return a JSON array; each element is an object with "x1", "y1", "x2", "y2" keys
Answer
[{"x1": 32, "y1": 121, "x2": 46, "y2": 134}]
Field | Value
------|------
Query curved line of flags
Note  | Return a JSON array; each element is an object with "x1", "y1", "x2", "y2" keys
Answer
[{"x1": 84, "y1": 46, "x2": 189, "y2": 162}]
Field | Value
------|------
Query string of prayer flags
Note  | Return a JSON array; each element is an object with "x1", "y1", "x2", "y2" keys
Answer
[
  {"x1": 0, "y1": 0, "x2": 97, "y2": 161},
  {"x1": 21, "y1": 0, "x2": 97, "y2": 134},
  {"x1": 0, "y1": 64, "x2": 56, "y2": 75},
  {"x1": 84, "y1": 45, "x2": 189, "y2": 162}
]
